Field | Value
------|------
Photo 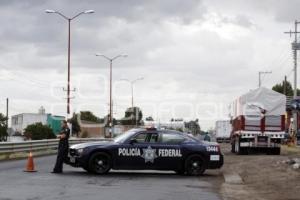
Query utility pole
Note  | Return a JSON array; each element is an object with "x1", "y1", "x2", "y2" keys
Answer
[
  {"x1": 283, "y1": 75, "x2": 287, "y2": 95},
  {"x1": 285, "y1": 20, "x2": 300, "y2": 141},
  {"x1": 5, "y1": 98, "x2": 8, "y2": 141},
  {"x1": 258, "y1": 71, "x2": 272, "y2": 87}
]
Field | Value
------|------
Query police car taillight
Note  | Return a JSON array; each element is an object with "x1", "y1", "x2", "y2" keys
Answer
[{"x1": 217, "y1": 145, "x2": 221, "y2": 152}]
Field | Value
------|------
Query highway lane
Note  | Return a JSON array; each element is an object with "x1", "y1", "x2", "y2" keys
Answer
[{"x1": 0, "y1": 155, "x2": 223, "y2": 200}]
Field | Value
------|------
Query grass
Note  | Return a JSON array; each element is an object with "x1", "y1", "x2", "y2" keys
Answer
[
  {"x1": 281, "y1": 145, "x2": 300, "y2": 156},
  {"x1": 0, "y1": 149, "x2": 57, "y2": 161}
]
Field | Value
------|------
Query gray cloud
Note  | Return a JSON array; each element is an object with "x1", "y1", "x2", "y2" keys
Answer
[{"x1": 0, "y1": 0, "x2": 296, "y2": 129}]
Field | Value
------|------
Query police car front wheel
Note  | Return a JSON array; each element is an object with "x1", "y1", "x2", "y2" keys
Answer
[
  {"x1": 88, "y1": 152, "x2": 111, "y2": 174},
  {"x1": 185, "y1": 154, "x2": 206, "y2": 176}
]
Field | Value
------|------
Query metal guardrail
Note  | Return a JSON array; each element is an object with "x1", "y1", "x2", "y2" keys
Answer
[{"x1": 0, "y1": 138, "x2": 109, "y2": 154}]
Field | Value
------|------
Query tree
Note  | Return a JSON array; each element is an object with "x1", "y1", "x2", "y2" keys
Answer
[
  {"x1": 184, "y1": 119, "x2": 201, "y2": 135},
  {"x1": 145, "y1": 116, "x2": 154, "y2": 121},
  {"x1": 272, "y1": 80, "x2": 300, "y2": 96},
  {"x1": 103, "y1": 114, "x2": 117, "y2": 126},
  {"x1": 24, "y1": 123, "x2": 56, "y2": 140},
  {"x1": 80, "y1": 111, "x2": 102, "y2": 123},
  {"x1": 121, "y1": 107, "x2": 143, "y2": 125},
  {"x1": 0, "y1": 113, "x2": 8, "y2": 142},
  {"x1": 70, "y1": 113, "x2": 81, "y2": 137}
]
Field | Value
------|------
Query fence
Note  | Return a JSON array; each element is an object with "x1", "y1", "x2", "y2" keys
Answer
[{"x1": 0, "y1": 138, "x2": 109, "y2": 154}]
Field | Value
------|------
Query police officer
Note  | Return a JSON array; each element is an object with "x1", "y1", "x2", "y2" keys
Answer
[
  {"x1": 204, "y1": 133, "x2": 211, "y2": 142},
  {"x1": 52, "y1": 120, "x2": 70, "y2": 173}
]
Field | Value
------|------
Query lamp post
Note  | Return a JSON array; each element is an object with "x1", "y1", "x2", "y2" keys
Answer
[
  {"x1": 46, "y1": 9, "x2": 94, "y2": 116},
  {"x1": 120, "y1": 77, "x2": 144, "y2": 108},
  {"x1": 120, "y1": 77, "x2": 144, "y2": 127},
  {"x1": 95, "y1": 54, "x2": 127, "y2": 137}
]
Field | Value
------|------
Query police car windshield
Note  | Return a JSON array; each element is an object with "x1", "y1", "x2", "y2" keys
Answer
[{"x1": 114, "y1": 129, "x2": 141, "y2": 143}]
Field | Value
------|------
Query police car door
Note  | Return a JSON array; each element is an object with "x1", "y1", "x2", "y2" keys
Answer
[
  {"x1": 115, "y1": 131, "x2": 151, "y2": 169},
  {"x1": 151, "y1": 132, "x2": 184, "y2": 170}
]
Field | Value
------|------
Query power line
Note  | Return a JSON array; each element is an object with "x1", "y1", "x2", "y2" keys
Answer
[{"x1": 258, "y1": 71, "x2": 272, "y2": 87}]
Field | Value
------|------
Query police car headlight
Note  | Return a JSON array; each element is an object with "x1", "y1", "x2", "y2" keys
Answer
[{"x1": 77, "y1": 148, "x2": 84, "y2": 155}]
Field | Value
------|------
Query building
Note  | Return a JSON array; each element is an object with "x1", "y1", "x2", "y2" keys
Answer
[
  {"x1": 79, "y1": 120, "x2": 105, "y2": 138},
  {"x1": 11, "y1": 107, "x2": 65, "y2": 135},
  {"x1": 47, "y1": 115, "x2": 65, "y2": 135},
  {"x1": 11, "y1": 109, "x2": 48, "y2": 135}
]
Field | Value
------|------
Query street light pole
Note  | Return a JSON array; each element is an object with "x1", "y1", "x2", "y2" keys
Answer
[
  {"x1": 110, "y1": 59, "x2": 112, "y2": 134},
  {"x1": 120, "y1": 77, "x2": 144, "y2": 127},
  {"x1": 120, "y1": 77, "x2": 144, "y2": 108},
  {"x1": 96, "y1": 54, "x2": 127, "y2": 137},
  {"x1": 46, "y1": 9, "x2": 94, "y2": 116}
]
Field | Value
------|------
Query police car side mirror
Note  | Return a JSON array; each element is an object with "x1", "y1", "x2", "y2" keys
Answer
[{"x1": 129, "y1": 138, "x2": 137, "y2": 145}]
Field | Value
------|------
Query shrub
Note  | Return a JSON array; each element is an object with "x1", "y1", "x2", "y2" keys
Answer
[
  {"x1": 24, "y1": 123, "x2": 56, "y2": 140},
  {"x1": 81, "y1": 131, "x2": 88, "y2": 138}
]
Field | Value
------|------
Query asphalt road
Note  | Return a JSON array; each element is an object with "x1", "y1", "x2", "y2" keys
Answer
[{"x1": 0, "y1": 155, "x2": 223, "y2": 200}]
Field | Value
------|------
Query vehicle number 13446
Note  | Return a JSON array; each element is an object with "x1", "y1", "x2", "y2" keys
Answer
[{"x1": 206, "y1": 146, "x2": 218, "y2": 152}]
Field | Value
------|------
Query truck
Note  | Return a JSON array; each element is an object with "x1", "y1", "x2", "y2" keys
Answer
[
  {"x1": 229, "y1": 87, "x2": 286, "y2": 155},
  {"x1": 215, "y1": 120, "x2": 231, "y2": 143}
]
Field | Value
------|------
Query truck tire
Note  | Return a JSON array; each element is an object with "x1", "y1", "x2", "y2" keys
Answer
[
  {"x1": 269, "y1": 147, "x2": 280, "y2": 155},
  {"x1": 231, "y1": 143, "x2": 235, "y2": 153},
  {"x1": 235, "y1": 138, "x2": 240, "y2": 154},
  {"x1": 238, "y1": 147, "x2": 248, "y2": 155}
]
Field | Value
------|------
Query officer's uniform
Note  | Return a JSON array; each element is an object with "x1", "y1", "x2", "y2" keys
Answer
[{"x1": 53, "y1": 126, "x2": 70, "y2": 173}]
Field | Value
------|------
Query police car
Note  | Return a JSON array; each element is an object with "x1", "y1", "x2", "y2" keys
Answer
[{"x1": 68, "y1": 128, "x2": 223, "y2": 175}]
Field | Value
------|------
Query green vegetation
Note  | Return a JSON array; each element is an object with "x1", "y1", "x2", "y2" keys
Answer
[
  {"x1": 69, "y1": 113, "x2": 81, "y2": 136},
  {"x1": 80, "y1": 130, "x2": 88, "y2": 138},
  {"x1": 145, "y1": 116, "x2": 154, "y2": 121},
  {"x1": 272, "y1": 80, "x2": 300, "y2": 96},
  {"x1": 184, "y1": 119, "x2": 201, "y2": 135},
  {"x1": 120, "y1": 107, "x2": 143, "y2": 125},
  {"x1": 80, "y1": 111, "x2": 103, "y2": 123},
  {"x1": 24, "y1": 122, "x2": 56, "y2": 140},
  {"x1": 0, "y1": 113, "x2": 8, "y2": 142}
]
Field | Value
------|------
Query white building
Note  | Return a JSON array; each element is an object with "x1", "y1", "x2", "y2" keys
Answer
[{"x1": 11, "y1": 107, "x2": 48, "y2": 134}]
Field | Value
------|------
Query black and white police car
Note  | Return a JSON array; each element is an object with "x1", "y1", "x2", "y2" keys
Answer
[{"x1": 68, "y1": 128, "x2": 223, "y2": 175}]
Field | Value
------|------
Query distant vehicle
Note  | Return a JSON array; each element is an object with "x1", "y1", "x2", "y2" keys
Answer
[
  {"x1": 68, "y1": 128, "x2": 224, "y2": 175},
  {"x1": 215, "y1": 120, "x2": 231, "y2": 143},
  {"x1": 229, "y1": 87, "x2": 285, "y2": 155}
]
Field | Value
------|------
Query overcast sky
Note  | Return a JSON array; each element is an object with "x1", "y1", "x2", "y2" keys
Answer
[{"x1": 0, "y1": 0, "x2": 298, "y2": 130}]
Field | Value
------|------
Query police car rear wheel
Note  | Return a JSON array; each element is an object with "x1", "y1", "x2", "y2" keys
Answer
[
  {"x1": 89, "y1": 152, "x2": 111, "y2": 174},
  {"x1": 185, "y1": 154, "x2": 205, "y2": 176}
]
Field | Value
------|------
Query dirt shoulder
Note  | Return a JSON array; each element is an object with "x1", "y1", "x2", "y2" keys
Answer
[{"x1": 220, "y1": 144, "x2": 300, "y2": 200}]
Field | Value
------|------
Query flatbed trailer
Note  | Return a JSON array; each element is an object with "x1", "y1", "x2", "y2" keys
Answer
[{"x1": 230, "y1": 87, "x2": 286, "y2": 155}]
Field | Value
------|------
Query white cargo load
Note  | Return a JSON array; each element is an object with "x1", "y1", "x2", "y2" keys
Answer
[
  {"x1": 230, "y1": 87, "x2": 286, "y2": 118},
  {"x1": 230, "y1": 87, "x2": 286, "y2": 155},
  {"x1": 215, "y1": 120, "x2": 231, "y2": 142}
]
